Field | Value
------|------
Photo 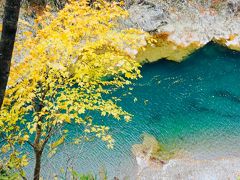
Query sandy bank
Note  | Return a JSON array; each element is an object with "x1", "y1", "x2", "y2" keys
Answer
[{"x1": 138, "y1": 156, "x2": 240, "y2": 180}]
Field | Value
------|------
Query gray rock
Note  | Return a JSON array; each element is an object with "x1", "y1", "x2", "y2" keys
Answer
[
  {"x1": 128, "y1": 0, "x2": 169, "y2": 32},
  {"x1": 125, "y1": 0, "x2": 240, "y2": 52},
  {"x1": 227, "y1": 0, "x2": 240, "y2": 15}
]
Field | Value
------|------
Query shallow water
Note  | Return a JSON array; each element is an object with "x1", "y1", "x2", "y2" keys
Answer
[{"x1": 37, "y1": 43, "x2": 240, "y2": 179}]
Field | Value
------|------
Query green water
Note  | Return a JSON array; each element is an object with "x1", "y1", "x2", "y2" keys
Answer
[{"x1": 34, "y1": 43, "x2": 240, "y2": 178}]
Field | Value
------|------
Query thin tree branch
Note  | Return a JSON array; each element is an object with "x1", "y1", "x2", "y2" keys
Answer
[{"x1": 26, "y1": 140, "x2": 34, "y2": 148}]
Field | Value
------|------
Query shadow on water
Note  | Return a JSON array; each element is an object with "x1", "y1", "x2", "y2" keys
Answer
[
  {"x1": 213, "y1": 90, "x2": 240, "y2": 104},
  {"x1": 141, "y1": 42, "x2": 240, "y2": 75}
]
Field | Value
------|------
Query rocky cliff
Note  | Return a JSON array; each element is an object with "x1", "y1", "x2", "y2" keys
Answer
[
  {"x1": 1, "y1": 0, "x2": 240, "y2": 63},
  {"x1": 124, "y1": 0, "x2": 240, "y2": 62}
]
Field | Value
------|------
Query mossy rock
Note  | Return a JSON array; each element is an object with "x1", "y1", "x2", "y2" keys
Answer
[{"x1": 132, "y1": 133, "x2": 175, "y2": 165}]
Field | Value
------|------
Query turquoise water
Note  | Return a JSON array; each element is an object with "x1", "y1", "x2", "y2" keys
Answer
[{"x1": 38, "y1": 43, "x2": 240, "y2": 178}]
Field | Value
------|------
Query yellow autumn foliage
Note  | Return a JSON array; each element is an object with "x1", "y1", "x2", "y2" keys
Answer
[{"x1": 0, "y1": 0, "x2": 151, "y2": 169}]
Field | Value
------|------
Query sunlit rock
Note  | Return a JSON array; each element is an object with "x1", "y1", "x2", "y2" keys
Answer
[
  {"x1": 126, "y1": 0, "x2": 240, "y2": 63},
  {"x1": 136, "y1": 33, "x2": 201, "y2": 62},
  {"x1": 132, "y1": 133, "x2": 175, "y2": 174}
]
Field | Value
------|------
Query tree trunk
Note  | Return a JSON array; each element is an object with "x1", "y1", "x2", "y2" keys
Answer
[
  {"x1": 0, "y1": 0, "x2": 21, "y2": 108},
  {"x1": 33, "y1": 116, "x2": 44, "y2": 180},
  {"x1": 33, "y1": 149, "x2": 43, "y2": 180}
]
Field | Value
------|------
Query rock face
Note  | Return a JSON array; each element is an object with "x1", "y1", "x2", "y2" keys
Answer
[
  {"x1": 126, "y1": 0, "x2": 240, "y2": 62},
  {"x1": 2, "y1": 1, "x2": 239, "y2": 63},
  {"x1": 127, "y1": 0, "x2": 169, "y2": 32}
]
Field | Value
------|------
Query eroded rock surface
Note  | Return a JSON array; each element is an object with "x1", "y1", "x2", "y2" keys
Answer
[{"x1": 126, "y1": 0, "x2": 240, "y2": 62}]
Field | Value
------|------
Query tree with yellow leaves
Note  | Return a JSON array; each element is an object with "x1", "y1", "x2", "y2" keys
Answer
[{"x1": 0, "y1": 0, "x2": 151, "y2": 179}]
